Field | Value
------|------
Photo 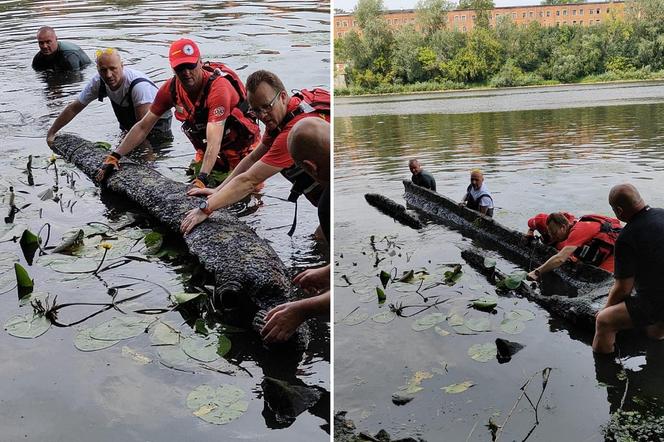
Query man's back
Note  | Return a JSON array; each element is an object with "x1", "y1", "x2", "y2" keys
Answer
[
  {"x1": 412, "y1": 170, "x2": 436, "y2": 191},
  {"x1": 33, "y1": 41, "x2": 90, "y2": 71}
]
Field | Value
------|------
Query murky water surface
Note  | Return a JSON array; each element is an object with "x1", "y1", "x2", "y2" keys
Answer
[
  {"x1": 0, "y1": 1, "x2": 329, "y2": 441},
  {"x1": 335, "y1": 97, "x2": 664, "y2": 440}
]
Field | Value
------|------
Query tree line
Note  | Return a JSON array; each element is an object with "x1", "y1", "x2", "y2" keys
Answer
[{"x1": 335, "y1": 0, "x2": 664, "y2": 95}]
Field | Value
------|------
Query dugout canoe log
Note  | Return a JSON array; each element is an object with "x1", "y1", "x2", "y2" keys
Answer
[
  {"x1": 51, "y1": 134, "x2": 305, "y2": 341},
  {"x1": 364, "y1": 193, "x2": 423, "y2": 229},
  {"x1": 403, "y1": 180, "x2": 612, "y2": 295}
]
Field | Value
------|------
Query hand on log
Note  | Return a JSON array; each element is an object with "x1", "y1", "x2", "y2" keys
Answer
[
  {"x1": 527, "y1": 269, "x2": 540, "y2": 281},
  {"x1": 261, "y1": 301, "x2": 306, "y2": 344},
  {"x1": 186, "y1": 186, "x2": 215, "y2": 197},
  {"x1": 180, "y1": 207, "x2": 209, "y2": 235},
  {"x1": 96, "y1": 152, "x2": 121, "y2": 183},
  {"x1": 293, "y1": 265, "x2": 330, "y2": 294},
  {"x1": 46, "y1": 133, "x2": 56, "y2": 148}
]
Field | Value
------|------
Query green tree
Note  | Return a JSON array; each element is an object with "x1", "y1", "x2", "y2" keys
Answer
[
  {"x1": 392, "y1": 25, "x2": 429, "y2": 83},
  {"x1": 540, "y1": 0, "x2": 586, "y2": 4},
  {"x1": 458, "y1": 0, "x2": 494, "y2": 29},
  {"x1": 416, "y1": 0, "x2": 454, "y2": 35},
  {"x1": 355, "y1": 0, "x2": 385, "y2": 29}
]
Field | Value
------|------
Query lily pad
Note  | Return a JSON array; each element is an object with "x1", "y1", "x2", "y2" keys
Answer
[
  {"x1": 217, "y1": 335, "x2": 232, "y2": 357},
  {"x1": 90, "y1": 316, "x2": 152, "y2": 341},
  {"x1": 371, "y1": 310, "x2": 396, "y2": 324},
  {"x1": 157, "y1": 345, "x2": 192, "y2": 368},
  {"x1": 74, "y1": 328, "x2": 120, "y2": 351},
  {"x1": 447, "y1": 312, "x2": 465, "y2": 327},
  {"x1": 468, "y1": 343, "x2": 497, "y2": 362},
  {"x1": 411, "y1": 312, "x2": 445, "y2": 331},
  {"x1": 399, "y1": 370, "x2": 434, "y2": 395},
  {"x1": 149, "y1": 322, "x2": 180, "y2": 346},
  {"x1": 471, "y1": 297, "x2": 498, "y2": 311},
  {"x1": 342, "y1": 310, "x2": 368, "y2": 326},
  {"x1": 465, "y1": 317, "x2": 492, "y2": 332},
  {"x1": 434, "y1": 326, "x2": 450, "y2": 336},
  {"x1": 170, "y1": 292, "x2": 204, "y2": 305},
  {"x1": 442, "y1": 380, "x2": 474, "y2": 394},
  {"x1": 4, "y1": 314, "x2": 50, "y2": 338},
  {"x1": 144, "y1": 231, "x2": 163, "y2": 255},
  {"x1": 500, "y1": 271, "x2": 528, "y2": 290},
  {"x1": 186, "y1": 384, "x2": 249, "y2": 425},
  {"x1": 484, "y1": 257, "x2": 497, "y2": 268},
  {"x1": 500, "y1": 318, "x2": 526, "y2": 335},
  {"x1": 182, "y1": 334, "x2": 220, "y2": 362},
  {"x1": 506, "y1": 309, "x2": 536, "y2": 322},
  {"x1": 444, "y1": 265, "x2": 463, "y2": 286}
]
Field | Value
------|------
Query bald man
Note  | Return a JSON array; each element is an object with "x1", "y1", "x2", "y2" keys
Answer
[
  {"x1": 47, "y1": 48, "x2": 171, "y2": 146},
  {"x1": 32, "y1": 26, "x2": 91, "y2": 71},
  {"x1": 593, "y1": 184, "x2": 664, "y2": 353},
  {"x1": 261, "y1": 118, "x2": 330, "y2": 344},
  {"x1": 409, "y1": 159, "x2": 436, "y2": 191},
  {"x1": 461, "y1": 169, "x2": 494, "y2": 217}
]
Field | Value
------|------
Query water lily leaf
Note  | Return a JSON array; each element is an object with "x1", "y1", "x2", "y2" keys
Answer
[
  {"x1": 217, "y1": 335, "x2": 232, "y2": 357},
  {"x1": 371, "y1": 310, "x2": 396, "y2": 324},
  {"x1": 19, "y1": 229, "x2": 40, "y2": 265},
  {"x1": 379, "y1": 270, "x2": 391, "y2": 288},
  {"x1": 444, "y1": 265, "x2": 463, "y2": 286},
  {"x1": 74, "y1": 328, "x2": 120, "y2": 351},
  {"x1": 157, "y1": 345, "x2": 192, "y2": 368},
  {"x1": 447, "y1": 312, "x2": 465, "y2": 327},
  {"x1": 149, "y1": 322, "x2": 180, "y2": 345},
  {"x1": 465, "y1": 317, "x2": 492, "y2": 332},
  {"x1": 452, "y1": 324, "x2": 477, "y2": 335},
  {"x1": 468, "y1": 343, "x2": 497, "y2": 362},
  {"x1": 500, "y1": 271, "x2": 528, "y2": 290},
  {"x1": 506, "y1": 309, "x2": 535, "y2": 322},
  {"x1": 471, "y1": 297, "x2": 498, "y2": 311},
  {"x1": 143, "y1": 231, "x2": 163, "y2": 255},
  {"x1": 182, "y1": 334, "x2": 220, "y2": 362},
  {"x1": 411, "y1": 312, "x2": 445, "y2": 331},
  {"x1": 170, "y1": 292, "x2": 204, "y2": 305},
  {"x1": 122, "y1": 346, "x2": 152, "y2": 364},
  {"x1": 500, "y1": 318, "x2": 526, "y2": 335},
  {"x1": 4, "y1": 314, "x2": 50, "y2": 338},
  {"x1": 14, "y1": 263, "x2": 33, "y2": 298},
  {"x1": 376, "y1": 287, "x2": 386, "y2": 304},
  {"x1": 442, "y1": 380, "x2": 474, "y2": 394},
  {"x1": 186, "y1": 384, "x2": 248, "y2": 425},
  {"x1": 94, "y1": 141, "x2": 112, "y2": 150},
  {"x1": 90, "y1": 316, "x2": 152, "y2": 341},
  {"x1": 400, "y1": 370, "x2": 434, "y2": 395},
  {"x1": 484, "y1": 257, "x2": 497, "y2": 268},
  {"x1": 51, "y1": 229, "x2": 84, "y2": 255},
  {"x1": 434, "y1": 326, "x2": 450, "y2": 336},
  {"x1": 399, "y1": 270, "x2": 415, "y2": 283},
  {"x1": 342, "y1": 310, "x2": 368, "y2": 326}
]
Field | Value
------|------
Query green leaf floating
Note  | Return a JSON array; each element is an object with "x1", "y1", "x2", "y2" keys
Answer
[
  {"x1": 74, "y1": 328, "x2": 120, "y2": 351},
  {"x1": 182, "y1": 334, "x2": 220, "y2": 362},
  {"x1": 500, "y1": 318, "x2": 526, "y2": 335},
  {"x1": 342, "y1": 310, "x2": 368, "y2": 326},
  {"x1": 143, "y1": 231, "x2": 163, "y2": 255},
  {"x1": 447, "y1": 312, "x2": 465, "y2": 326},
  {"x1": 376, "y1": 287, "x2": 386, "y2": 304},
  {"x1": 471, "y1": 297, "x2": 498, "y2": 311},
  {"x1": 442, "y1": 380, "x2": 474, "y2": 394},
  {"x1": 149, "y1": 322, "x2": 180, "y2": 345},
  {"x1": 506, "y1": 309, "x2": 535, "y2": 321},
  {"x1": 411, "y1": 312, "x2": 445, "y2": 331},
  {"x1": 500, "y1": 271, "x2": 528, "y2": 290},
  {"x1": 14, "y1": 263, "x2": 33, "y2": 298},
  {"x1": 465, "y1": 316, "x2": 492, "y2": 332},
  {"x1": 186, "y1": 384, "x2": 249, "y2": 425},
  {"x1": 217, "y1": 335, "x2": 232, "y2": 357},
  {"x1": 170, "y1": 292, "x2": 204, "y2": 305},
  {"x1": 468, "y1": 343, "x2": 497, "y2": 362},
  {"x1": 484, "y1": 257, "x2": 497, "y2": 268},
  {"x1": 94, "y1": 141, "x2": 112, "y2": 150},
  {"x1": 4, "y1": 314, "x2": 50, "y2": 338},
  {"x1": 379, "y1": 270, "x2": 391, "y2": 288},
  {"x1": 90, "y1": 316, "x2": 152, "y2": 341},
  {"x1": 444, "y1": 265, "x2": 463, "y2": 286},
  {"x1": 371, "y1": 310, "x2": 396, "y2": 324},
  {"x1": 158, "y1": 345, "x2": 192, "y2": 368},
  {"x1": 399, "y1": 270, "x2": 415, "y2": 283}
]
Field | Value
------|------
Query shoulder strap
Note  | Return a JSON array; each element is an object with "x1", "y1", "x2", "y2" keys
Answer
[{"x1": 97, "y1": 80, "x2": 107, "y2": 102}]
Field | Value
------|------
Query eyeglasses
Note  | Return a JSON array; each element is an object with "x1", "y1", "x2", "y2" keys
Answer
[
  {"x1": 95, "y1": 47, "x2": 115, "y2": 59},
  {"x1": 249, "y1": 89, "x2": 282, "y2": 116},
  {"x1": 174, "y1": 62, "x2": 198, "y2": 73}
]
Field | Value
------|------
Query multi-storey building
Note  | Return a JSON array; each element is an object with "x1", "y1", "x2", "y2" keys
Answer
[{"x1": 334, "y1": 1, "x2": 625, "y2": 38}]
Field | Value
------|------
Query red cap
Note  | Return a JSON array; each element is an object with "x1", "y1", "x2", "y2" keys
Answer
[{"x1": 169, "y1": 38, "x2": 200, "y2": 68}]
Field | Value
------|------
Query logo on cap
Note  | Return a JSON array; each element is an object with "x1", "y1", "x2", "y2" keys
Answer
[{"x1": 183, "y1": 44, "x2": 195, "y2": 56}]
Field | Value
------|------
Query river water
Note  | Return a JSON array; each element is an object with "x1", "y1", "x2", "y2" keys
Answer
[
  {"x1": 0, "y1": 1, "x2": 329, "y2": 441},
  {"x1": 334, "y1": 89, "x2": 664, "y2": 440}
]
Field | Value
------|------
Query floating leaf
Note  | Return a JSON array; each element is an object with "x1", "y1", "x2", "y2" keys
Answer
[
  {"x1": 19, "y1": 230, "x2": 40, "y2": 265},
  {"x1": 182, "y1": 334, "x2": 220, "y2": 362},
  {"x1": 74, "y1": 328, "x2": 120, "y2": 351},
  {"x1": 500, "y1": 271, "x2": 528, "y2": 290},
  {"x1": 90, "y1": 316, "x2": 151, "y2": 341},
  {"x1": 444, "y1": 265, "x2": 463, "y2": 286},
  {"x1": 465, "y1": 317, "x2": 492, "y2": 332},
  {"x1": 411, "y1": 312, "x2": 445, "y2": 331},
  {"x1": 371, "y1": 311, "x2": 396, "y2": 324},
  {"x1": 186, "y1": 384, "x2": 248, "y2": 425},
  {"x1": 399, "y1": 270, "x2": 415, "y2": 283},
  {"x1": 379, "y1": 270, "x2": 391, "y2": 288},
  {"x1": 376, "y1": 287, "x2": 386, "y2": 304},
  {"x1": 149, "y1": 322, "x2": 180, "y2": 345},
  {"x1": 217, "y1": 335, "x2": 232, "y2": 357},
  {"x1": 471, "y1": 297, "x2": 498, "y2": 311},
  {"x1": 400, "y1": 370, "x2": 434, "y2": 395},
  {"x1": 500, "y1": 318, "x2": 526, "y2": 335},
  {"x1": 484, "y1": 257, "x2": 497, "y2": 268},
  {"x1": 442, "y1": 380, "x2": 474, "y2": 394},
  {"x1": 122, "y1": 346, "x2": 152, "y2": 364},
  {"x1": 342, "y1": 310, "x2": 368, "y2": 326},
  {"x1": 144, "y1": 231, "x2": 163, "y2": 255},
  {"x1": 157, "y1": 345, "x2": 192, "y2": 368},
  {"x1": 4, "y1": 314, "x2": 50, "y2": 338},
  {"x1": 434, "y1": 326, "x2": 450, "y2": 336},
  {"x1": 506, "y1": 309, "x2": 535, "y2": 322},
  {"x1": 170, "y1": 292, "x2": 204, "y2": 305},
  {"x1": 468, "y1": 343, "x2": 497, "y2": 363},
  {"x1": 51, "y1": 229, "x2": 84, "y2": 255},
  {"x1": 94, "y1": 141, "x2": 112, "y2": 150},
  {"x1": 447, "y1": 312, "x2": 465, "y2": 326},
  {"x1": 14, "y1": 263, "x2": 33, "y2": 298}
]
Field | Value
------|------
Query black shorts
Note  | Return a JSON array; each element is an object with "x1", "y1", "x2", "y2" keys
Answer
[{"x1": 625, "y1": 294, "x2": 664, "y2": 328}]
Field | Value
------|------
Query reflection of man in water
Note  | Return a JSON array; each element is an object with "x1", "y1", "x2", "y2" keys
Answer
[
  {"x1": 461, "y1": 169, "x2": 493, "y2": 217},
  {"x1": 32, "y1": 26, "x2": 91, "y2": 71},
  {"x1": 409, "y1": 159, "x2": 436, "y2": 191},
  {"x1": 593, "y1": 184, "x2": 664, "y2": 354},
  {"x1": 261, "y1": 118, "x2": 330, "y2": 344},
  {"x1": 46, "y1": 48, "x2": 172, "y2": 146}
]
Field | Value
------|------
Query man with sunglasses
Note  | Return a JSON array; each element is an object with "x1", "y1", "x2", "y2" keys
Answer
[
  {"x1": 47, "y1": 48, "x2": 172, "y2": 147},
  {"x1": 95, "y1": 38, "x2": 259, "y2": 186},
  {"x1": 32, "y1": 26, "x2": 91, "y2": 72},
  {"x1": 180, "y1": 70, "x2": 330, "y2": 236}
]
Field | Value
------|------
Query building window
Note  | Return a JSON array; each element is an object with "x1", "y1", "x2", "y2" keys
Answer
[
  {"x1": 455, "y1": 15, "x2": 459, "y2": 21},
  {"x1": 342, "y1": 20, "x2": 348, "y2": 26},
  {"x1": 556, "y1": 21, "x2": 560, "y2": 26},
  {"x1": 573, "y1": 20, "x2": 576, "y2": 24},
  {"x1": 589, "y1": 9, "x2": 593, "y2": 14},
  {"x1": 472, "y1": 15, "x2": 476, "y2": 21},
  {"x1": 607, "y1": 8, "x2": 610, "y2": 13},
  {"x1": 562, "y1": 10, "x2": 567, "y2": 16},
  {"x1": 596, "y1": 19, "x2": 600, "y2": 23},
  {"x1": 462, "y1": 15, "x2": 466, "y2": 21},
  {"x1": 596, "y1": 8, "x2": 600, "y2": 14},
  {"x1": 579, "y1": 9, "x2": 583, "y2": 15},
  {"x1": 556, "y1": 10, "x2": 560, "y2": 16},
  {"x1": 512, "y1": 12, "x2": 516, "y2": 18},
  {"x1": 572, "y1": 9, "x2": 576, "y2": 15},
  {"x1": 529, "y1": 11, "x2": 534, "y2": 17},
  {"x1": 547, "y1": 10, "x2": 551, "y2": 16},
  {"x1": 539, "y1": 11, "x2": 543, "y2": 17}
]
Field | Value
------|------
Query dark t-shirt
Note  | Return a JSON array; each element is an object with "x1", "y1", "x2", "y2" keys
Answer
[
  {"x1": 412, "y1": 170, "x2": 436, "y2": 191},
  {"x1": 318, "y1": 185, "x2": 330, "y2": 243},
  {"x1": 614, "y1": 206, "x2": 664, "y2": 301},
  {"x1": 32, "y1": 41, "x2": 91, "y2": 71}
]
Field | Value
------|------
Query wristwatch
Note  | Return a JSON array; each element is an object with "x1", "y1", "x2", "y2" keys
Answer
[{"x1": 199, "y1": 199, "x2": 213, "y2": 216}]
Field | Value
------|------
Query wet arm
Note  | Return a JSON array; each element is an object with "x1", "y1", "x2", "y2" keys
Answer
[
  {"x1": 533, "y1": 245, "x2": 576, "y2": 275},
  {"x1": 206, "y1": 160, "x2": 281, "y2": 210},
  {"x1": 199, "y1": 120, "x2": 226, "y2": 176},
  {"x1": 134, "y1": 102, "x2": 152, "y2": 121},
  {"x1": 214, "y1": 142, "x2": 269, "y2": 190},
  {"x1": 114, "y1": 110, "x2": 160, "y2": 156}
]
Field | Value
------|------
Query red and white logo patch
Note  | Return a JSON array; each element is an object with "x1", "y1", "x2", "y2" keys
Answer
[{"x1": 212, "y1": 106, "x2": 225, "y2": 117}]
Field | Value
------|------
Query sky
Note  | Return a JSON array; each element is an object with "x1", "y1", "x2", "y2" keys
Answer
[{"x1": 334, "y1": 0, "x2": 557, "y2": 12}]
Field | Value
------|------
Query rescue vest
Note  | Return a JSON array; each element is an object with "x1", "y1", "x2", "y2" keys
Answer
[
  {"x1": 465, "y1": 184, "x2": 494, "y2": 217},
  {"x1": 572, "y1": 214, "x2": 622, "y2": 267},
  {"x1": 98, "y1": 77, "x2": 172, "y2": 133},
  {"x1": 270, "y1": 88, "x2": 330, "y2": 206},
  {"x1": 169, "y1": 62, "x2": 259, "y2": 171}
]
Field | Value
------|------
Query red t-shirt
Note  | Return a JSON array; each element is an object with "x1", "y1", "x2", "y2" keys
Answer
[
  {"x1": 528, "y1": 212, "x2": 576, "y2": 244},
  {"x1": 150, "y1": 71, "x2": 239, "y2": 125},
  {"x1": 560, "y1": 221, "x2": 614, "y2": 272},
  {"x1": 260, "y1": 96, "x2": 330, "y2": 169}
]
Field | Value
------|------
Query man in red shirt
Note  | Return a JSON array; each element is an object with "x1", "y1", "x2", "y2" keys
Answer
[
  {"x1": 96, "y1": 38, "x2": 259, "y2": 187},
  {"x1": 525, "y1": 212, "x2": 576, "y2": 245},
  {"x1": 528, "y1": 212, "x2": 620, "y2": 281},
  {"x1": 180, "y1": 69, "x2": 329, "y2": 235}
]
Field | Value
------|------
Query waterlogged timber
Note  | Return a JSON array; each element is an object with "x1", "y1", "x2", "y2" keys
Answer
[
  {"x1": 51, "y1": 134, "x2": 297, "y2": 331},
  {"x1": 364, "y1": 193, "x2": 423, "y2": 230}
]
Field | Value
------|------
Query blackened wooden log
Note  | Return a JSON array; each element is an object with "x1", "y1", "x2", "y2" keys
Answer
[{"x1": 364, "y1": 193, "x2": 423, "y2": 229}]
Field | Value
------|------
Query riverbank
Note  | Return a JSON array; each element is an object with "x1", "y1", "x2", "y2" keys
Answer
[{"x1": 334, "y1": 79, "x2": 664, "y2": 117}]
